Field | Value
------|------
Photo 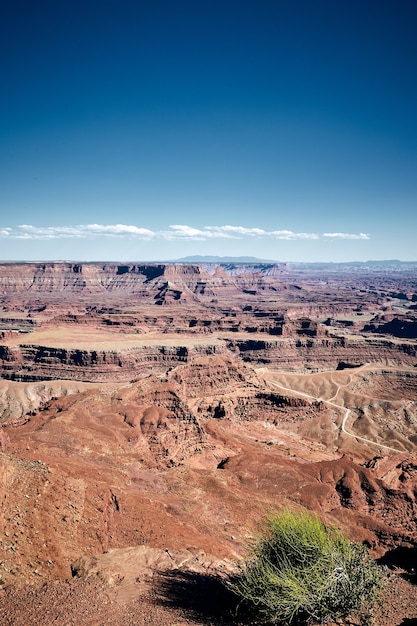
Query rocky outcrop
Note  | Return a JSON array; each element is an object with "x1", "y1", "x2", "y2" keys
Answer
[
  {"x1": 0, "y1": 341, "x2": 231, "y2": 382},
  {"x1": 363, "y1": 314, "x2": 417, "y2": 339},
  {"x1": 231, "y1": 335, "x2": 417, "y2": 370},
  {"x1": 0, "y1": 379, "x2": 97, "y2": 424},
  {"x1": 233, "y1": 392, "x2": 323, "y2": 423},
  {"x1": 71, "y1": 545, "x2": 236, "y2": 584},
  {"x1": 110, "y1": 382, "x2": 209, "y2": 466},
  {"x1": 167, "y1": 355, "x2": 262, "y2": 397}
]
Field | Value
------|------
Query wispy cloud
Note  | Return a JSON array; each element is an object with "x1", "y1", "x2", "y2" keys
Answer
[
  {"x1": 322, "y1": 232, "x2": 370, "y2": 240},
  {"x1": 270, "y1": 230, "x2": 320, "y2": 240},
  {"x1": 205, "y1": 226, "x2": 320, "y2": 240},
  {"x1": 162, "y1": 225, "x2": 229, "y2": 240},
  {"x1": 205, "y1": 225, "x2": 267, "y2": 236},
  {"x1": 13, "y1": 224, "x2": 155, "y2": 239},
  {"x1": 0, "y1": 224, "x2": 370, "y2": 242}
]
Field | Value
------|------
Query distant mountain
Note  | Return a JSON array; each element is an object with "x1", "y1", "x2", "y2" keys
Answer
[
  {"x1": 365, "y1": 260, "x2": 417, "y2": 266},
  {"x1": 173, "y1": 255, "x2": 279, "y2": 263}
]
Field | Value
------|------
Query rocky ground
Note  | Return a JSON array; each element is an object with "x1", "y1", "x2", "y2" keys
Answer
[{"x1": 0, "y1": 559, "x2": 416, "y2": 625}]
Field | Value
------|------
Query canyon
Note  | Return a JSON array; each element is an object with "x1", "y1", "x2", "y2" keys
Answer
[{"x1": 0, "y1": 261, "x2": 416, "y2": 625}]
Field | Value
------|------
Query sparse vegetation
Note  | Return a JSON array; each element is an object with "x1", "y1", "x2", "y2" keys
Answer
[{"x1": 229, "y1": 509, "x2": 383, "y2": 625}]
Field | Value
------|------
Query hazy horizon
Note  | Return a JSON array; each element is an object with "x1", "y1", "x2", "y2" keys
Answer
[{"x1": 1, "y1": 256, "x2": 416, "y2": 266}]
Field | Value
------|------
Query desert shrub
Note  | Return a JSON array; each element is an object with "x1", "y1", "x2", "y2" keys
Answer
[{"x1": 229, "y1": 509, "x2": 383, "y2": 625}]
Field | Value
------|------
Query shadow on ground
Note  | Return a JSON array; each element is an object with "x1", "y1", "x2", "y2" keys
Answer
[
  {"x1": 155, "y1": 570, "x2": 247, "y2": 625},
  {"x1": 379, "y1": 546, "x2": 417, "y2": 585}
]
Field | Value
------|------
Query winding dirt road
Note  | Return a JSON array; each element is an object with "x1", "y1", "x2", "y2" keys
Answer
[{"x1": 268, "y1": 374, "x2": 403, "y2": 454}]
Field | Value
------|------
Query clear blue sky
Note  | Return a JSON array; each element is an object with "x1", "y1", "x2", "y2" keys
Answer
[{"x1": 1, "y1": 0, "x2": 416, "y2": 262}]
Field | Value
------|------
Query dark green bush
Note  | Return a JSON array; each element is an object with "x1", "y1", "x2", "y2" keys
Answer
[{"x1": 229, "y1": 509, "x2": 383, "y2": 625}]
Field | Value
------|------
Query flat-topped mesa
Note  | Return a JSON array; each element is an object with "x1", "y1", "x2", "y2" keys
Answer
[
  {"x1": 162, "y1": 263, "x2": 210, "y2": 277},
  {"x1": 0, "y1": 339, "x2": 232, "y2": 383},
  {"x1": 282, "y1": 317, "x2": 328, "y2": 338},
  {"x1": 1, "y1": 331, "x2": 415, "y2": 382}
]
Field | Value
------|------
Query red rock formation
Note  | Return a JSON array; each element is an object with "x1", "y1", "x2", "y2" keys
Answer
[{"x1": 0, "y1": 263, "x2": 416, "y2": 624}]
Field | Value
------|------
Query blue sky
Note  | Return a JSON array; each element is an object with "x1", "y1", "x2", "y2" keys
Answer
[{"x1": 1, "y1": 0, "x2": 416, "y2": 262}]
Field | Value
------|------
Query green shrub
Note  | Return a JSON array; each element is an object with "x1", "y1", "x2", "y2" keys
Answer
[{"x1": 229, "y1": 509, "x2": 383, "y2": 625}]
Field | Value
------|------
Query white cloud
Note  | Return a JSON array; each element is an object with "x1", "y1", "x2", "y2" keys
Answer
[
  {"x1": 0, "y1": 223, "x2": 371, "y2": 242},
  {"x1": 167, "y1": 225, "x2": 207, "y2": 239},
  {"x1": 322, "y1": 232, "x2": 370, "y2": 240},
  {"x1": 270, "y1": 230, "x2": 320, "y2": 240},
  {"x1": 205, "y1": 225, "x2": 267, "y2": 236},
  {"x1": 159, "y1": 225, "x2": 323, "y2": 240},
  {"x1": 7, "y1": 224, "x2": 155, "y2": 240},
  {"x1": 84, "y1": 224, "x2": 155, "y2": 236}
]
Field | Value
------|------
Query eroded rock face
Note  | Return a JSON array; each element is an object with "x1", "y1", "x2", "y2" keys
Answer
[
  {"x1": 0, "y1": 262, "x2": 280, "y2": 302},
  {"x1": 232, "y1": 335, "x2": 417, "y2": 369},
  {"x1": 363, "y1": 313, "x2": 417, "y2": 339},
  {"x1": 1, "y1": 355, "x2": 416, "y2": 592},
  {"x1": 0, "y1": 332, "x2": 415, "y2": 383},
  {"x1": 1, "y1": 262, "x2": 416, "y2": 383}
]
